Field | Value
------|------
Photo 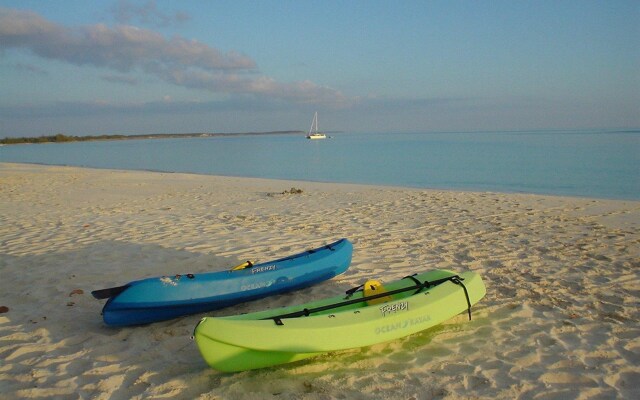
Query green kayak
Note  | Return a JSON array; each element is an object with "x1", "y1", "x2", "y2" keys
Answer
[{"x1": 193, "y1": 269, "x2": 486, "y2": 372}]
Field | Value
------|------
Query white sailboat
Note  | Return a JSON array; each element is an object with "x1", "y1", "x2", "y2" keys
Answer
[{"x1": 306, "y1": 112, "x2": 327, "y2": 139}]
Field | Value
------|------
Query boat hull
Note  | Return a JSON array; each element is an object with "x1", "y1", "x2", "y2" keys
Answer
[
  {"x1": 194, "y1": 269, "x2": 486, "y2": 372},
  {"x1": 99, "y1": 238, "x2": 352, "y2": 326}
]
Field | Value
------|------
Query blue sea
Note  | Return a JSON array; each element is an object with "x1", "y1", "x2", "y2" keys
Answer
[{"x1": 1, "y1": 130, "x2": 638, "y2": 200}]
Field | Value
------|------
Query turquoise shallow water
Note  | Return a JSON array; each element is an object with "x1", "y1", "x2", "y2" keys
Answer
[{"x1": 1, "y1": 130, "x2": 638, "y2": 200}]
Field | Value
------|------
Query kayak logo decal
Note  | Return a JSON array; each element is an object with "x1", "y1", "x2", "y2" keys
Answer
[
  {"x1": 375, "y1": 314, "x2": 431, "y2": 335},
  {"x1": 252, "y1": 265, "x2": 277, "y2": 274},
  {"x1": 160, "y1": 276, "x2": 178, "y2": 286},
  {"x1": 379, "y1": 301, "x2": 408, "y2": 317},
  {"x1": 240, "y1": 280, "x2": 275, "y2": 291}
]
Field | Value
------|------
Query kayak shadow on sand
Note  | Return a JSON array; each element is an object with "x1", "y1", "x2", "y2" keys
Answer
[{"x1": 0, "y1": 240, "x2": 355, "y2": 397}]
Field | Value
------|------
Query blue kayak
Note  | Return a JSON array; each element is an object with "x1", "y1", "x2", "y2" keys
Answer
[{"x1": 92, "y1": 238, "x2": 352, "y2": 326}]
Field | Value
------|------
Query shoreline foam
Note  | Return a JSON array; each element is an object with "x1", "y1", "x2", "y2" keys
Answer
[{"x1": 1, "y1": 162, "x2": 638, "y2": 399}]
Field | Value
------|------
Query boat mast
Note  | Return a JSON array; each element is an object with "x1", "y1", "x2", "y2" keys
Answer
[
  {"x1": 308, "y1": 112, "x2": 315, "y2": 135},
  {"x1": 308, "y1": 112, "x2": 319, "y2": 135}
]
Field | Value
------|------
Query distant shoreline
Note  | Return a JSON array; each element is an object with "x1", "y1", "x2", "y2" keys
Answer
[{"x1": 0, "y1": 131, "x2": 305, "y2": 145}]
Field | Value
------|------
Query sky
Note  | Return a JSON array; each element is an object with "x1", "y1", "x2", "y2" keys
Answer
[{"x1": 0, "y1": 0, "x2": 638, "y2": 138}]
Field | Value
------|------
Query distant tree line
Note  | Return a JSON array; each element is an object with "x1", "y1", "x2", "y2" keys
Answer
[
  {"x1": 0, "y1": 131, "x2": 307, "y2": 145},
  {"x1": 1, "y1": 134, "x2": 128, "y2": 145}
]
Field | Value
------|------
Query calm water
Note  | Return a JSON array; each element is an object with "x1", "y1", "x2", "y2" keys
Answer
[{"x1": 1, "y1": 131, "x2": 638, "y2": 200}]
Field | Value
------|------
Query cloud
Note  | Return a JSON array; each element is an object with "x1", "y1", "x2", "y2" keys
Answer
[
  {"x1": 101, "y1": 74, "x2": 138, "y2": 85},
  {"x1": 110, "y1": 0, "x2": 191, "y2": 27},
  {"x1": 0, "y1": 9, "x2": 254, "y2": 71},
  {"x1": 351, "y1": 96, "x2": 472, "y2": 112},
  {"x1": 0, "y1": 97, "x2": 291, "y2": 119},
  {"x1": 11, "y1": 62, "x2": 48, "y2": 75},
  {"x1": 0, "y1": 7, "x2": 348, "y2": 104}
]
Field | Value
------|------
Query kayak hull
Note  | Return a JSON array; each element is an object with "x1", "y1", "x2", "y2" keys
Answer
[
  {"x1": 98, "y1": 238, "x2": 352, "y2": 326},
  {"x1": 194, "y1": 269, "x2": 486, "y2": 372}
]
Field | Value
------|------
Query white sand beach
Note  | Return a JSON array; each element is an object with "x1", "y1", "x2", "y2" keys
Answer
[{"x1": 1, "y1": 162, "x2": 638, "y2": 399}]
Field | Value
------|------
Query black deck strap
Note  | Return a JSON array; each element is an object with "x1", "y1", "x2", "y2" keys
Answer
[
  {"x1": 403, "y1": 274, "x2": 427, "y2": 294},
  {"x1": 403, "y1": 274, "x2": 421, "y2": 285},
  {"x1": 265, "y1": 274, "x2": 461, "y2": 325},
  {"x1": 344, "y1": 284, "x2": 365, "y2": 299},
  {"x1": 450, "y1": 276, "x2": 472, "y2": 320}
]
